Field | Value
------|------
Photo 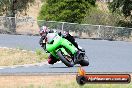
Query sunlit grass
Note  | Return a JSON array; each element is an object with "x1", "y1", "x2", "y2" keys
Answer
[
  {"x1": 0, "y1": 75, "x2": 131, "y2": 88},
  {"x1": 0, "y1": 48, "x2": 48, "y2": 66},
  {"x1": 15, "y1": 79, "x2": 132, "y2": 88}
]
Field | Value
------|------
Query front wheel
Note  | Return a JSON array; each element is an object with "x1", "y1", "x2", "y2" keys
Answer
[
  {"x1": 57, "y1": 51, "x2": 74, "y2": 67},
  {"x1": 79, "y1": 59, "x2": 89, "y2": 66}
]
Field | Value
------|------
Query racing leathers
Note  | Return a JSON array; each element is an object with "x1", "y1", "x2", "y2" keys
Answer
[{"x1": 39, "y1": 31, "x2": 82, "y2": 64}]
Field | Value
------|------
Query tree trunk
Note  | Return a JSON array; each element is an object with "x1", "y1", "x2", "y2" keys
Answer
[
  {"x1": 10, "y1": 17, "x2": 16, "y2": 33},
  {"x1": 8, "y1": 0, "x2": 16, "y2": 34}
]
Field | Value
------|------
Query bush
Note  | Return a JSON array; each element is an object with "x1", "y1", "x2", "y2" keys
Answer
[
  {"x1": 38, "y1": 0, "x2": 96, "y2": 23},
  {"x1": 82, "y1": 7, "x2": 122, "y2": 26}
]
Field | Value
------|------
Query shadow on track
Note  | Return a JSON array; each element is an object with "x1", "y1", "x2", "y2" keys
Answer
[{"x1": 49, "y1": 65, "x2": 80, "y2": 68}]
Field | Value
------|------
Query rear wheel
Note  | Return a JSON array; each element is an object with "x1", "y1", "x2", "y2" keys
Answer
[{"x1": 57, "y1": 50, "x2": 74, "y2": 67}]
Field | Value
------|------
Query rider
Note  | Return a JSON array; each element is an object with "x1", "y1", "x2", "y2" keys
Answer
[{"x1": 39, "y1": 26, "x2": 83, "y2": 64}]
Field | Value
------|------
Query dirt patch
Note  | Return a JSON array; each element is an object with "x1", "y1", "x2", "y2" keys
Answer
[{"x1": 16, "y1": 0, "x2": 42, "y2": 35}]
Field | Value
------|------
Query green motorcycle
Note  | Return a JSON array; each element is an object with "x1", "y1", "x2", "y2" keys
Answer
[{"x1": 40, "y1": 32, "x2": 89, "y2": 67}]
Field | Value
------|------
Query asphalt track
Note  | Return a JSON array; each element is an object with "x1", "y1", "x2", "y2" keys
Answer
[{"x1": 0, "y1": 34, "x2": 132, "y2": 74}]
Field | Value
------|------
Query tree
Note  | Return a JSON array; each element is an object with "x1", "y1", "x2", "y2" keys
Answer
[
  {"x1": 109, "y1": 0, "x2": 132, "y2": 17},
  {"x1": 82, "y1": 7, "x2": 122, "y2": 26},
  {"x1": 38, "y1": 0, "x2": 96, "y2": 23},
  {"x1": 0, "y1": 0, "x2": 34, "y2": 33},
  {"x1": 109, "y1": 0, "x2": 132, "y2": 27},
  {"x1": 0, "y1": 0, "x2": 35, "y2": 17}
]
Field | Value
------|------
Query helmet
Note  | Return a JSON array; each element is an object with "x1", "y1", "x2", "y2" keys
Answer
[
  {"x1": 39, "y1": 26, "x2": 48, "y2": 36},
  {"x1": 39, "y1": 26, "x2": 56, "y2": 36}
]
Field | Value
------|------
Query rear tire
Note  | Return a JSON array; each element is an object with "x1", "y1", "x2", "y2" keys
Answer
[
  {"x1": 57, "y1": 51, "x2": 74, "y2": 67},
  {"x1": 79, "y1": 59, "x2": 89, "y2": 66}
]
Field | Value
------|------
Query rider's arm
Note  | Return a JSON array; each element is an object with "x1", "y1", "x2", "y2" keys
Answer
[{"x1": 39, "y1": 36, "x2": 46, "y2": 50}]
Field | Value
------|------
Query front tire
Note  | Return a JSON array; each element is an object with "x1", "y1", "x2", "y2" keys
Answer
[
  {"x1": 79, "y1": 59, "x2": 89, "y2": 66},
  {"x1": 57, "y1": 51, "x2": 74, "y2": 67}
]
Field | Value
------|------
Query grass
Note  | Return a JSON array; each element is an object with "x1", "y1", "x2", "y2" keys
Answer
[
  {"x1": 35, "y1": 49, "x2": 48, "y2": 62},
  {"x1": 0, "y1": 75, "x2": 131, "y2": 88},
  {"x1": 0, "y1": 48, "x2": 48, "y2": 66},
  {"x1": 16, "y1": 80, "x2": 132, "y2": 88},
  {"x1": 55, "y1": 81, "x2": 132, "y2": 88}
]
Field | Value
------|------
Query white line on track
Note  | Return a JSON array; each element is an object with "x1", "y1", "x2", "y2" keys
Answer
[
  {"x1": 0, "y1": 62, "x2": 48, "y2": 69},
  {"x1": 0, "y1": 61, "x2": 62, "y2": 69}
]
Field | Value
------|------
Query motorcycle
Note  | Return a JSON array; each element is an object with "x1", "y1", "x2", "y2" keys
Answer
[{"x1": 40, "y1": 32, "x2": 89, "y2": 67}]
